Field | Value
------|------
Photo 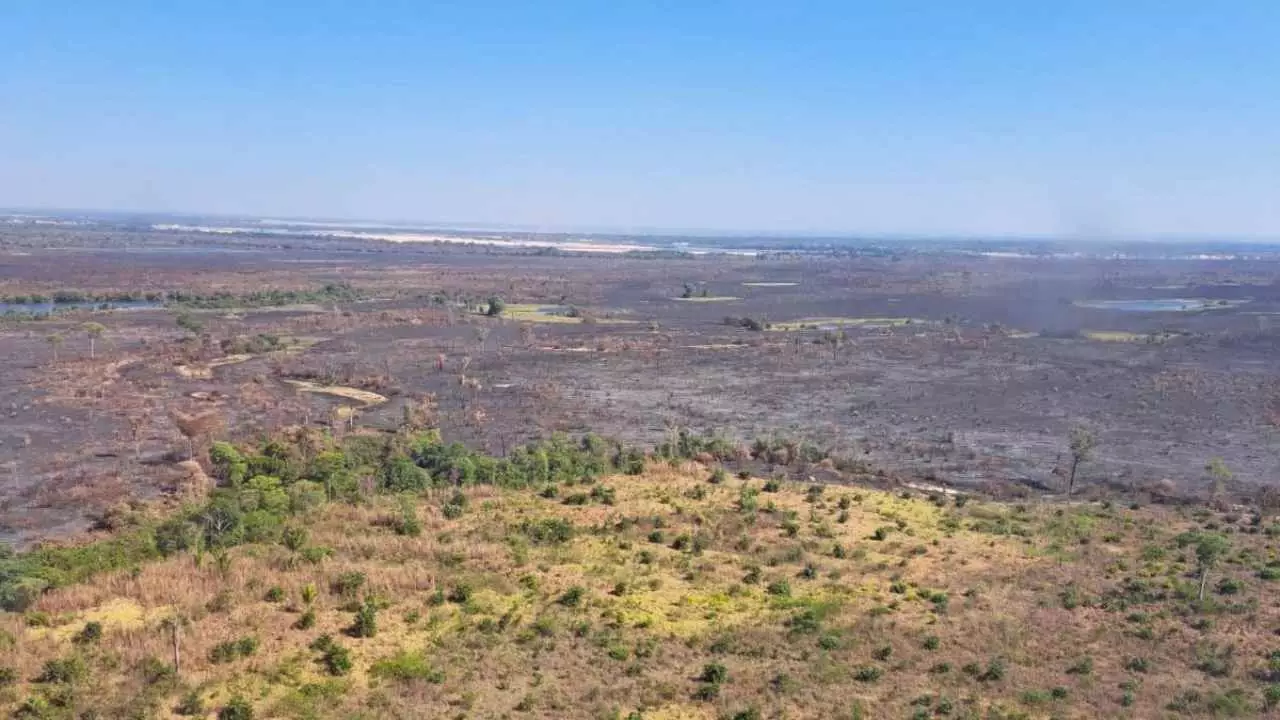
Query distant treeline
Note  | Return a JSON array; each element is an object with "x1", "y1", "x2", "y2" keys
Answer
[
  {"x1": 0, "y1": 290, "x2": 165, "y2": 305},
  {"x1": 0, "y1": 283, "x2": 363, "y2": 310}
]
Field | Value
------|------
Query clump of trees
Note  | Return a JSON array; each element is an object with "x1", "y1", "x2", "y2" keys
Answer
[{"x1": 723, "y1": 316, "x2": 769, "y2": 331}]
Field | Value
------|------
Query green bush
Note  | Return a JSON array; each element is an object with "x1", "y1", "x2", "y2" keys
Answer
[
  {"x1": 558, "y1": 586, "x2": 585, "y2": 607},
  {"x1": 370, "y1": 650, "x2": 444, "y2": 683},
  {"x1": 854, "y1": 666, "x2": 882, "y2": 682},
  {"x1": 349, "y1": 600, "x2": 378, "y2": 638},
  {"x1": 218, "y1": 696, "x2": 254, "y2": 720},
  {"x1": 209, "y1": 636, "x2": 258, "y2": 664},
  {"x1": 766, "y1": 580, "x2": 791, "y2": 597},
  {"x1": 330, "y1": 571, "x2": 366, "y2": 597},
  {"x1": 73, "y1": 621, "x2": 103, "y2": 645},
  {"x1": 176, "y1": 690, "x2": 205, "y2": 716},
  {"x1": 699, "y1": 662, "x2": 728, "y2": 684},
  {"x1": 36, "y1": 656, "x2": 87, "y2": 684}
]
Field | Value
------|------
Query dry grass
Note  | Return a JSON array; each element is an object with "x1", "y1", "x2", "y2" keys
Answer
[{"x1": 3, "y1": 467, "x2": 1279, "y2": 719}]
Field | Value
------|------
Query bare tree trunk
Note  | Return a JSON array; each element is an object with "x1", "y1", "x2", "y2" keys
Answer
[
  {"x1": 1198, "y1": 568, "x2": 1209, "y2": 601},
  {"x1": 1067, "y1": 456, "x2": 1080, "y2": 497},
  {"x1": 171, "y1": 622, "x2": 181, "y2": 674}
]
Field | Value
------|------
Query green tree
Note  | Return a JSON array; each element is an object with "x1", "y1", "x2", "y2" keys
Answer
[
  {"x1": 484, "y1": 296, "x2": 506, "y2": 317},
  {"x1": 1206, "y1": 458, "x2": 1232, "y2": 500},
  {"x1": 45, "y1": 333, "x2": 64, "y2": 364},
  {"x1": 82, "y1": 322, "x2": 106, "y2": 360},
  {"x1": 1179, "y1": 532, "x2": 1231, "y2": 601},
  {"x1": 175, "y1": 311, "x2": 204, "y2": 336},
  {"x1": 1066, "y1": 425, "x2": 1096, "y2": 497}
]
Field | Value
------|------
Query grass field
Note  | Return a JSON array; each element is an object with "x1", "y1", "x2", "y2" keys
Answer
[
  {"x1": 767, "y1": 317, "x2": 925, "y2": 331},
  {"x1": 3, "y1": 431, "x2": 1280, "y2": 719}
]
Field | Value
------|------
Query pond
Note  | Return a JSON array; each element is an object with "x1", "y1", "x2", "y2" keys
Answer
[
  {"x1": 0, "y1": 299, "x2": 163, "y2": 316},
  {"x1": 1075, "y1": 298, "x2": 1242, "y2": 312}
]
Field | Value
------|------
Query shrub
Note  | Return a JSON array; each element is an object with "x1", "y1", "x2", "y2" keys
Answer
[
  {"x1": 872, "y1": 645, "x2": 893, "y2": 661},
  {"x1": 264, "y1": 586, "x2": 285, "y2": 603},
  {"x1": 395, "y1": 497, "x2": 422, "y2": 537},
  {"x1": 699, "y1": 662, "x2": 728, "y2": 684},
  {"x1": 349, "y1": 600, "x2": 378, "y2": 638},
  {"x1": 766, "y1": 580, "x2": 791, "y2": 597},
  {"x1": 140, "y1": 655, "x2": 175, "y2": 685},
  {"x1": 1124, "y1": 656, "x2": 1150, "y2": 673},
  {"x1": 282, "y1": 526, "x2": 309, "y2": 552},
  {"x1": 1050, "y1": 686, "x2": 1069, "y2": 700},
  {"x1": 763, "y1": 478, "x2": 782, "y2": 493},
  {"x1": 520, "y1": 518, "x2": 574, "y2": 544},
  {"x1": 370, "y1": 650, "x2": 445, "y2": 683},
  {"x1": 1216, "y1": 577, "x2": 1244, "y2": 595},
  {"x1": 922, "y1": 635, "x2": 940, "y2": 651},
  {"x1": 853, "y1": 666, "x2": 882, "y2": 682},
  {"x1": 692, "y1": 683, "x2": 720, "y2": 701},
  {"x1": 301, "y1": 583, "x2": 318, "y2": 604},
  {"x1": 447, "y1": 583, "x2": 472, "y2": 603},
  {"x1": 295, "y1": 608, "x2": 316, "y2": 630},
  {"x1": 175, "y1": 690, "x2": 205, "y2": 716},
  {"x1": 978, "y1": 658, "x2": 1006, "y2": 682},
  {"x1": 321, "y1": 643, "x2": 352, "y2": 676},
  {"x1": 558, "y1": 586, "x2": 586, "y2": 607},
  {"x1": 0, "y1": 667, "x2": 14, "y2": 687},
  {"x1": 36, "y1": 656, "x2": 87, "y2": 684},
  {"x1": 1066, "y1": 656, "x2": 1093, "y2": 675},
  {"x1": 218, "y1": 696, "x2": 254, "y2": 720},
  {"x1": 73, "y1": 621, "x2": 103, "y2": 645},
  {"x1": 1265, "y1": 684, "x2": 1280, "y2": 710},
  {"x1": 330, "y1": 571, "x2": 366, "y2": 597},
  {"x1": 209, "y1": 636, "x2": 258, "y2": 664}
]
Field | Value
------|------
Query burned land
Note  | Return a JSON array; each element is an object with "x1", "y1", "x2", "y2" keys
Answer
[{"x1": 2, "y1": 226, "x2": 1280, "y2": 546}]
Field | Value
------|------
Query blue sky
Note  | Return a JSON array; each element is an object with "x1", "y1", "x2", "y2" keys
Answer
[{"x1": 2, "y1": 1, "x2": 1278, "y2": 236}]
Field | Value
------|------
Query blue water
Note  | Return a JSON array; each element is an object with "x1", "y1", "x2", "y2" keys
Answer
[
  {"x1": 0, "y1": 299, "x2": 162, "y2": 315},
  {"x1": 1078, "y1": 298, "x2": 1233, "y2": 312}
]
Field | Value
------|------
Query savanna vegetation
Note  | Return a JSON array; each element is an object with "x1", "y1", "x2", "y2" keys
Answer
[{"x1": 4, "y1": 425, "x2": 1280, "y2": 719}]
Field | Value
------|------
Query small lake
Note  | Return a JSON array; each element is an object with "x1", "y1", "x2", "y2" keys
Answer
[
  {"x1": 1076, "y1": 298, "x2": 1243, "y2": 312},
  {"x1": 0, "y1": 299, "x2": 162, "y2": 315}
]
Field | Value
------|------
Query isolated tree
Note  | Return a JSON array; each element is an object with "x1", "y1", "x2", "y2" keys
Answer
[
  {"x1": 160, "y1": 614, "x2": 190, "y2": 675},
  {"x1": 175, "y1": 311, "x2": 204, "y2": 336},
  {"x1": 172, "y1": 409, "x2": 224, "y2": 459},
  {"x1": 1206, "y1": 457, "x2": 1232, "y2": 501},
  {"x1": 82, "y1": 322, "x2": 106, "y2": 360},
  {"x1": 1066, "y1": 425, "x2": 1095, "y2": 497},
  {"x1": 45, "y1": 333, "x2": 64, "y2": 364},
  {"x1": 1179, "y1": 532, "x2": 1231, "y2": 601},
  {"x1": 485, "y1": 296, "x2": 505, "y2": 317}
]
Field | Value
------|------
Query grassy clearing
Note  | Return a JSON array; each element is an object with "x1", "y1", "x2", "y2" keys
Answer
[
  {"x1": 4, "y1": 430, "x2": 1280, "y2": 718},
  {"x1": 282, "y1": 379, "x2": 388, "y2": 405},
  {"x1": 1082, "y1": 330, "x2": 1182, "y2": 343},
  {"x1": 768, "y1": 317, "x2": 926, "y2": 331},
  {"x1": 492, "y1": 304, "x2": 637, "y2": 325}
]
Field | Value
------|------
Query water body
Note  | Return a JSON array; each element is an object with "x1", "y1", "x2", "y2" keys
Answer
[
  {"x1": 1076, "y1": 298, "x2": 1242, "y2": 312},
  {"x1": 0, "y1": 299, "x2": 162, "y2": 315}
]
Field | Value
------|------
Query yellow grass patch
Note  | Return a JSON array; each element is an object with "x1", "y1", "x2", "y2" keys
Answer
[
  {"x1": 768, "y1": 316, "x2": 925, "y2": 331},
  {"x1": 283, "y1": 379, "x2": 388, "y2": 405}
]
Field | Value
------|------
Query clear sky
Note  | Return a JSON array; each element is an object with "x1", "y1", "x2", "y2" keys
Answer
[{"x1": 2, "y1": 1, "x2": 1278, "y2": 237}]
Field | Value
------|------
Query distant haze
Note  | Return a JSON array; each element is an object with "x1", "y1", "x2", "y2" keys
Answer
[{"x1": 2, "y1": 3, "x2": 1279, "y2": 238}]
